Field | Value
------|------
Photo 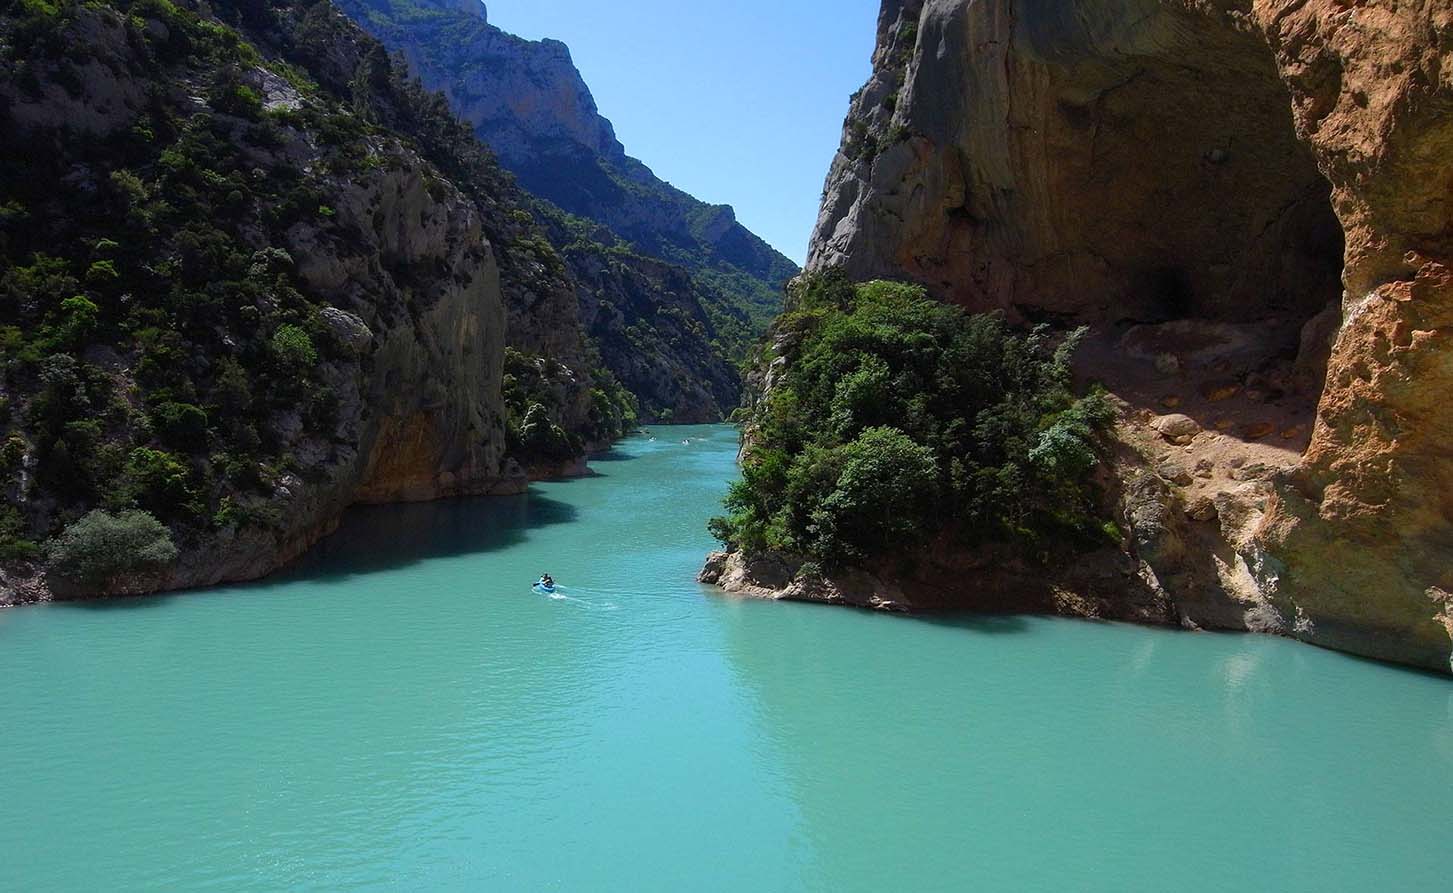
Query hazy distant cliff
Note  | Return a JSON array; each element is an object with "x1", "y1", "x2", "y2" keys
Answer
[
  {"x1": 336, "y1": 0, "x2": 800, "y2": 419},
  {"x1": 336, "y1": 0, "x2": 796, "y2": 313},
  {"x1": 716, "y1": 0, "x2": 1453, "y2": 673}
]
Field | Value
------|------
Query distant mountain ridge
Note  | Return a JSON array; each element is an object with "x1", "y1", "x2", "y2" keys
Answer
[{"x1": 335, "y1": 0, "x2": 798, "y2": 330}]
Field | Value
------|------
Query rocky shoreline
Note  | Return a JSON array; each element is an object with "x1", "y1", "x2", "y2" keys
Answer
[
  {"x1": 699, "y1": 541, "x2": 1178, "y2": 629},
  {"x1": 767, "y1": 0, "x2": 1453, "y2": 675},
  {"x1": 0, "y1": 448, "x2": 602, "y2": 609}
]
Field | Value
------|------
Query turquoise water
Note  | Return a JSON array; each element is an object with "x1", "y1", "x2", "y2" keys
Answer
[{"x1": 1, "y1": 424, "x2": 1450, "y2": 891}]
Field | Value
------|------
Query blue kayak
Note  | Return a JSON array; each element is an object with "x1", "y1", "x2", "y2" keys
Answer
[{"x1": 532, "y1": 582, "x2": 557, "y2": 594}]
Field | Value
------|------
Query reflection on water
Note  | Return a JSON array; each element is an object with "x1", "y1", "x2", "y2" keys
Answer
[{"x1": 713, "y1": 603, "x2": 1453, "y2": 891}]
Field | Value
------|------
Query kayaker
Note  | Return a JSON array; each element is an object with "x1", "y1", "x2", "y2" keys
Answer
[{"x1": 539, "y1": 573, "x2": 554, "y2": 589}]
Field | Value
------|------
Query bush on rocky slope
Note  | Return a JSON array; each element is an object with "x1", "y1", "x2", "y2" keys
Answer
[
  {"x1": 1, "y1": 0, "x2": 359, "y2": 553},
  {"x1": 710, "y1": 274, "x2": 1116, "y2": 567},
  {"x1": 48, "y1": 508, "x2": 178, "y2": 584}
]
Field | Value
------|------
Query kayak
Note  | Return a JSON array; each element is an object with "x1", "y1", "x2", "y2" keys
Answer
[{"x1": 532, "y1": 582, "x2": 557, "y2": 594}]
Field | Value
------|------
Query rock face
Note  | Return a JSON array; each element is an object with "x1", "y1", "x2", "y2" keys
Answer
[
  {"x1": 564, "y1": 246, "x2": 741, "y2": 423},
  {"x1": 0, "y1": 0, "x2": 632, "y2": 603},
  {"x1": 345, "y1": 0, "x2": 798, "y2": 303},
  {"x1": 812, "y1": 0, "x2": 1349, "y2": 326},
  {"x1": 798, "y1": 0, "x2": 1453, "y2": 672},
  {"x1": 334, "y1": 0, "x2": 800, "y2": 350}
]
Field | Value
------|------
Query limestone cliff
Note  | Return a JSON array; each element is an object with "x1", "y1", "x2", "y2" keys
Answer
[
  {"x1": 0, "y1": 0, "x2": 630, "y2": 603},
  {"x1": 788, "y1": 0, "x2": 1453, "y2": 672},
  {"x1": 555, "y1": 233, "x2": 743, "y2": 423},
  {"x1": 334, "y1": 0, "x2": 800, "y2": 336}
]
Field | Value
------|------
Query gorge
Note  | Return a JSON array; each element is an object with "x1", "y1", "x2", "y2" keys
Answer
[
  {"x1": 2, "y1": 1, "x2": 1451, "y2": 888},
  {"x1": 0, "y1": 0, "x2": 790, "y2": 604}
]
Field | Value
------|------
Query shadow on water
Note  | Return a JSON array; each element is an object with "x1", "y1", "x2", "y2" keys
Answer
[
  {"x1": 909, "y1": 612, "x2": 1034, "y2": 636},
  {"x1": 910, "y1": 612, "x2": 1450, "y2": 679},
  {"x1": 588, "y1": 448, "x2": 636, "y2": 464},
  {"x1": 1324, "y1": 643, "x2": 1453, "y2": 682},
  {"x1": 65, "y1": 490, "x2": 580, "y2": 609},
  {"x1": 68, "y1": 591, "x2": 178, "y2": 612},
  {"x1": 286, "y1": 490, "x2": 578, "y2": 583}
]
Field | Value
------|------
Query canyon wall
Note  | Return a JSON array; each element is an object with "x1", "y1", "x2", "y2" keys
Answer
[
  {"x1": 806, "y1": 0, "x2": 1453, "y2": 672},
  {"x1": 0, "y1": 0, "x2": 623, "y2": 603},
  {"x1": 335, "y1": 0, "x2": 800, "y2": 420},
  {"x1": 335, "y1": 0, "x2": 798, "y2": 308}
]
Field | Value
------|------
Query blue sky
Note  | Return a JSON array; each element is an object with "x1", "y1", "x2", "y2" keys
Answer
[{"x1": 485, "y1": 0, "x2": 880, "y2": 265}]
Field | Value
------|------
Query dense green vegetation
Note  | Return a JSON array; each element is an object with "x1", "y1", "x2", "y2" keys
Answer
[
  {"x1": 48, "y1": 509, "x2": 179, "y2": 584},
  {"x1": 710, "y1": 274, "x2": 1116, "y2": 568},
  {"x1": 0, "y1": 0, "x2": 352, "y2": 565},
  {"x1": 546, "y1": 206, "x2": 757, "y2": 367},
  {"x1": 502, "y1": 348, "x2": 637, "y2": 462},
  {"x1": 0, "y1": 0, "x2": 637, "y2": 577}
]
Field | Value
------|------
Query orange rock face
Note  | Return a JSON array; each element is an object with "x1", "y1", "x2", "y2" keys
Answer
[
  {"x1": 1248, "y1": 2, "x2": 1453, "y2": 672},
  {"x1": 810, "y1": 0, "x2": 1453, "y2": 671}
]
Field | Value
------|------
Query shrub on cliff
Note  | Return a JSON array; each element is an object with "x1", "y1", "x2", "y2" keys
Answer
[
  {"x1": 48, "y1": 509, "x2": 178, "y2": 584},
  {"x1": 123, "y1": 448, "x2": 197, "y2": 517},
  {"x1": 516, "y1": 403, "x2": 576, "y2": 463},
  {"x1": 150, "y1": 401, "x2": 210, "y2": 451},
  {"x1": 711, "y1": 275, "x2": 1115, "y2": 567},
  {"x1": 269, "y1": 324, "x2": 318, "y2": 372},
  {"x1": 0, "y1": 504, "x2": 41, "y2": 563}
]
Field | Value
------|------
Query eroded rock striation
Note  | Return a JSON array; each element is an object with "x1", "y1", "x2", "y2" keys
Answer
[{"x1": 730, "y1": 0, "x2": 1453, "y2": 672}]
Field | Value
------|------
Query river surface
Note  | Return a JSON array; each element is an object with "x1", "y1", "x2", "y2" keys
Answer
[{"x1": 1, "y1": 424, "x2": 1450, "y2": 890}]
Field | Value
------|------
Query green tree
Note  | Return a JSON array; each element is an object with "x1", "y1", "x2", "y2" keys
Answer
[
  {"x1": 711, "y1": 275, "x2": 1114, "y2": 566},
  {"x1": 805, "y1": 427, "x2": 939, "y2": 561},
  {"x1": 51, "y1": 295, "x2": 99, "y2": 348},
  {"x1": 124, "y1": 447, "x2": 195, "y2": 516},
  {"x1": 48, "y1": 509, "x2": 178, "y2": 584},
  {"x1": 518, "y1": 403, "x2": 575, "y2": 461},
  {"x1": 0, "y1": 504, "x2": 40, "y2": 562},
  {"x1": 270, "y1": 324, "x2": 317, "y2": 371}
]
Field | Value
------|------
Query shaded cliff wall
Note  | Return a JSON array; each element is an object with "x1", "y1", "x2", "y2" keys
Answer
[
  {"x1": 811, "y1": 0, "x2": 1345, "y2": 328},
  {"x1": 331, "y1": 0, "x2": 789, "y2": 421},
  {"x1": 809, "y1": 0, "x2": 1453, "y2": 671},
  {"x1": 266, "y1": 0, "x2": 604, "y2": 444},
  {"x1": 0, "y1": 0, "x2": 566, "y2": 602}
]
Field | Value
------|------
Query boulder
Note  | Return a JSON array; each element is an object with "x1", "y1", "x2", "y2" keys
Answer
[
  {"x1": 1156, "y1": 460, "x2": 1193, "y2": 486},
  {"x1": 1186, "y1": 496, "x2": 1218, "y2": 522},
  {"x1": 320, "y1": 307, "x2": 374, "y2": 355},
  {"x1": 1152, "y1": 414, "x2": 1200, "y2": 444}
]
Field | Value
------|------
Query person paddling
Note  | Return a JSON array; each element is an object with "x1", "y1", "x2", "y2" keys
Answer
[{"x1": 538, "y1": 573, "x2": 555, "y2": 590}]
